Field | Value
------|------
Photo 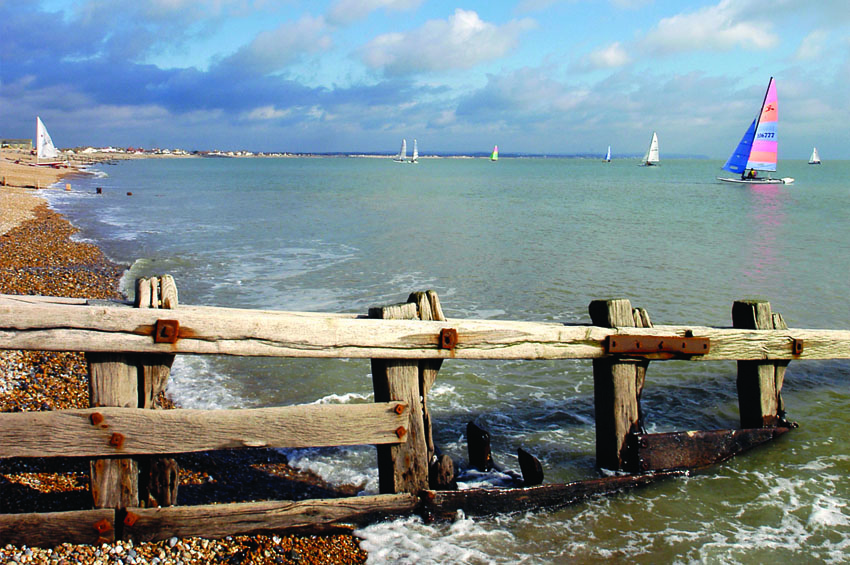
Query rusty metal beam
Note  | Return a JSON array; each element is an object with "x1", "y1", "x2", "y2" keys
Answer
[
  {"x1": 625, "y1": 428, "x2": 791, "y2": 473},
  {"x1": 606, "y1": 335, "x2": 710, "y2": 356}
]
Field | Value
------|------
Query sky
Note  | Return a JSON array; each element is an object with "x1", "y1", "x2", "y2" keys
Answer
[{"x1": 2, "y1": 0, "x2": 849, "y2": 158}]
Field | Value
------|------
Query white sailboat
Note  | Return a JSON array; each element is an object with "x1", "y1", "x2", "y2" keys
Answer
[
  {"x1": 36, "y1": 116, "x2": 63, "y2": 165},
  {"x1": 393, "y1": 139, "x2": 407, "y2": 162},
  {"x1": 604, "y1": 146, "x2": 611, "y2": 162},
  {"x1": 640, "y1": 132, "x2": 659, "y2": 166},
  {"x1": 410, "y1": 139, "x2": 418, "y2": 163},
  {"x1": 808, "y1": 147, "x2": 821, "y2": 165}
]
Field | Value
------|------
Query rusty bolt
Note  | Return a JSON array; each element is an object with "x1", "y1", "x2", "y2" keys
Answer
[
  {"x1": 124, "y1": 512, "x2": 139, "y2": 526},
  {"x1": 109, "y1": 432, "x2": 125, "y2": 449},
  {"x1": 439, "y1": 328, "x2": 458, "y2": 350},
  {"x1": 93, "y1": 519, "x2": 112, "y2": 533},
  {"x1": 90, "y1": 412, "x2": 104, "y2": 426},
  {"x1": 793, "y1": 339, "x2": 804, "y2": 355},
  {"x1": 154, "y1": 319, "x2": 180, "y2": 344},
  {"x1": 394, "y1": 403, "x2": 405, "y2": 415},
  {"x1": 395, "y1": 426, "x2": 407, "y2": 439}
]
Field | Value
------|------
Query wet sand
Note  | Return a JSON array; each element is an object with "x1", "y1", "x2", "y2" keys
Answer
[{"x1": 0, "y1": 163, "x2": 368, "y2": 563}]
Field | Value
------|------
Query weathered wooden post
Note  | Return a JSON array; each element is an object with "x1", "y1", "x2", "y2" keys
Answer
[
  {"x1": 135, "y1": 275, "x2": 179, "y2": 507},
  {"x1": 369, "y1": 300, "x2": 430, "y2": 494},
  {"x1": 733, "y1": 300, "x2": 790, "y2": 428},
  {"x1": 589, "y1": 298, "x2": 652, "y2": 471},
  {"x1": 87, "y1": 275, "x2": 179, "y2": 511}
]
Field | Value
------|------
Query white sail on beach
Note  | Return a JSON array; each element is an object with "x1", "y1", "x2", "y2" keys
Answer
[{"x1": 36, "y1": 116, "x2": 61, "y2": 161}]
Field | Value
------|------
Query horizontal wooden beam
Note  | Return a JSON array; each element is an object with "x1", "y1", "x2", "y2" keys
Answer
[
  {"x1": 0, "y1": 508, "x2": 116, "y2": 546},
  {"x1": 1, "y1": 294, "x2": 849, "y2": 361},
  {"x1": 0, "y1": 403, "x2": 409, "y2": 458},
  {"x1": 123, "y1": 494, "x2": 419, "y2": 542}
]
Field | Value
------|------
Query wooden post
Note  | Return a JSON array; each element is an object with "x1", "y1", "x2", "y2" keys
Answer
[
  {"x1": 135, "y1": 276, "x2": 179, "y2": 507},
  {"x1": 733, "y1": 300, "x2": 788, "y2": 428},
  {"x1": 87, "y1": 354, "x2": 140, "y2": 508},
  {"x1": 589, "y1": 299, "x2": 651, "y2": 471},
  {"x1": 369, "y1": 302, "x2": 429, "y2": 494}
]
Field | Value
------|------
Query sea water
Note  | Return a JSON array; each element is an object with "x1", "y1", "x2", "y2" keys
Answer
[{"x1": 46, "y1": 157, "x2": 850, "y2": 563}]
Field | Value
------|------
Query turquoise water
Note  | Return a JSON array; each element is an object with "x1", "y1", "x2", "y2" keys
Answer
[{"x1": 49, "y1": 157, "x2": 850, "y2": 563}]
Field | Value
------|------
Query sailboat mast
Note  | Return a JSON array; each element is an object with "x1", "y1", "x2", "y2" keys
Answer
[{"x1": 745, "y1": 76, "x2": 773, "y2": 177}]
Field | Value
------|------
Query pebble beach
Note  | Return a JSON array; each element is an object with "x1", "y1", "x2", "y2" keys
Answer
[{"x1": 0, "y1": 152, "x2": 369, "y2": 564}]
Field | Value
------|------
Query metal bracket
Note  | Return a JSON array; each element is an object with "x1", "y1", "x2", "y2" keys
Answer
[
  {"x1": 439, "y1": 328, "x2": 458, "y2": 351},
  {"x1": 606, "y1": 335, "x2": 710, "y2": 356},
  {"x1": 154, "y1": 319, "x2": 179, "y2": 344},
  {"x1": 792, "y1": 338, "x2": 804, "y2": 355}
]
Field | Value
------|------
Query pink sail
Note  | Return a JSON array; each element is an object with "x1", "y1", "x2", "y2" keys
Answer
[{"x1": 746, "y1": 77, "x2": 777, "y2": 172}]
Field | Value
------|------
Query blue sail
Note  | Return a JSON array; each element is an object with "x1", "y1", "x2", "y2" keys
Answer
[{"x1": 722, "y1": 118, "x2": 757, "y2": 174}]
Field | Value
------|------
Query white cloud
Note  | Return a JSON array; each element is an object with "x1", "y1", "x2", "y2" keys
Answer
[
  {"x1": 587, "y1": 42, "x2": 632, "y2": 69},
  {"x1": 222, "y1": 15, "x2": 332, "y2": 74},
  {"x1": 795, "y1": 30, "x2": 829, "y2": 60},
  {"x1": 359, "y1": 9, "x2": 535, "y2": 75},
  {"x1": 328, "y1": 0, "x2": 423, "y2": 26},
  {"x1": 641, "y1": 0, "x2": 779, "y2": 53}
]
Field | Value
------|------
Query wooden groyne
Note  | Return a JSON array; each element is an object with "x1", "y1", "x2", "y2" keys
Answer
[{"x1": 1, "y1": 279, "x2": 849, "y2": 546}]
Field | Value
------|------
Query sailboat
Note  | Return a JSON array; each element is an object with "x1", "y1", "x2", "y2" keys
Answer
[
  {"x1": 490, "y1": 145, "x2": 499, "y2": 161},
  {"x1": 718, "y1": 77, "x2": 794, "y2": 184},
  {"x1": 640, "y1": 132, "x2": 659, "y2": 166},
  {"x1": 808, "y1": 147, "x2": 821, "y2": 165},
  {"x1": 36, "y1": 116, "x2": 63, "y2": 165},
  {"x1": 393, "y1": 139, "x2": 407, "y2": 162},
  {"x1": 604, "y1": 146, "x2": 611, "y2": 162},
  {"x1": 410, "y1": 139, "x2": 419, "y2": 163}
]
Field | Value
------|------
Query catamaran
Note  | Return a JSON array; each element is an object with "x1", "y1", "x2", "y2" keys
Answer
[
  {"x1": 808, "y1": 147, "x2": 821, "y2": 165},
  {"x1": 604, "y1": 146, "x2": 611, "y2": 162},
  {"x1": 640, "y1": 132, "x2": 659, "y2": 166},
  {"x1": 410, "y1": 139, "x2": 419, "y2": 163},
  {"x1": 717, "y1": 77, "x2": 794, "y2": 184},
  {"x1": 36, "y1": 116, "x2": 63, "y2": 165},
  {"x1": 490, "y1": 145, "x2": 499, "y2": 161},
  {"x1": 393, "y1": 139, "x2": 407, "y2": 163}
]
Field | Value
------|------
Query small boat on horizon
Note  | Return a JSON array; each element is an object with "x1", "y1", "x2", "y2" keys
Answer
[
  {"x1": 604, "y1": 146, "x2": 611, "y2": 162},
  {"x1": 808, "y1": 147, "x2": 821, "y2": 165},
  {"x1": 490, "y1": 145, "x2": 499, "y2": 161},
  {"x1": 640, "y1": 132, "x2": 659, "y2": 166},
  {"x1": 410, "y1": 139, "x2": 419, "y2": 163},
  {"x1": 717, "y1": 77, "x2": 794, "y2": 185}
]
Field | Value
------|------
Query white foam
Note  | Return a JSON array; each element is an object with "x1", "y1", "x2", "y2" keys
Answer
[{"x1": 166, "y1": 356, "x2": 244, "y2": 410}]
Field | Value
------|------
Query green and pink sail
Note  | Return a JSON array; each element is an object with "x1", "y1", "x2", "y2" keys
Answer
[{"x1": 722, "y1": 77, "x2": 778, "y2": 175}]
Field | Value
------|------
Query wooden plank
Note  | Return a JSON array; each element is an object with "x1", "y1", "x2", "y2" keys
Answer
[
  {"x1": 123, "y1": 494, "x2": 419, "y2": 542},
  {"x1": 371, "y1": 302, "x2": 429, "y2": 495},
  {"x1": 0, "y1": 509, "x2": 116, "y2": 546},
  {"x1": 1, "y1": 294, "x2": 849, "y2": 361},
  {"x1": 87, "y1": 353, "x2": 140, "y2": 509},
  {"x1": 0, "y1": 403, "x2": 410, "y2": 458}
]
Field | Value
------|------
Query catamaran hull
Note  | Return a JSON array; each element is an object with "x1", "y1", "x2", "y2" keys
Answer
[{"x1": 717, "y1": 177, "x2": 794, "y2": 185}]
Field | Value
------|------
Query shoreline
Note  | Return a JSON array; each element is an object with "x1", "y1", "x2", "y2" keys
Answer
[{"x1": 0, "y1": 158, "x2": 369, "y2": 563}]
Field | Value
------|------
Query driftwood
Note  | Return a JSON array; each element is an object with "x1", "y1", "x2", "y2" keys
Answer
[{"x1": 2, "y1": 294, "x2": 848, "y2": 360}]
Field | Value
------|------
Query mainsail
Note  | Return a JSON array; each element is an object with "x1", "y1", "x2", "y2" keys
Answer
[
  {"x1": 723, "y1": 78, "x2": 777, "y2": 175},
  {"x1": 411, "y1": 139, "x2": 418, "y2": 163},
  {"x1": 36, "y1": 116, "x2": 60, "y2": 160},
  {"x1": 809, "y1": 147, "x2": 821, "y2": 164},
  {"x1": 643, "y1": 132, "x2": 659, "y2": 165},
  {"x1": 605, "y1": 146, "x2": 611, "y2": 162},
  {"x1": 490, "y1": 145, "x2": 499, "y2": 161},
  {"x1": 393, "y1": 139, "x2": 407, "y2": 162}
]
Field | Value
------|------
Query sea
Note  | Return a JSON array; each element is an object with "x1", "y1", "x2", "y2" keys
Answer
[{"x1": 44, "y1": 156, "x2": 850, "y2": 563}]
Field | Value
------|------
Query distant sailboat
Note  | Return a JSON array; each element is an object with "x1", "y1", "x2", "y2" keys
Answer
[
  {"x1": 808, "y1": 147, "x2": 821, "y2": 165},
  {"x1": 718, "y1": 77, "x2": 794, "y2": 184},
  {"x1": 640, "y1": 132, "x2": 659, "y2": 166},
  {"x1": 36, "y1": 116, "x2": 62, "y2": 165},
  {"x1": 604, "y1": 146, "x2": 611, "y2": 162},
  {"x1": 393, "y1": 139, "x2": 407, "y2": 162},
  {"x1": 490, "y1": 145, "x2": 499, "y2": 161},
  {"x1": 410, "y1": 139, "x2": 419, "y2": 163}
]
